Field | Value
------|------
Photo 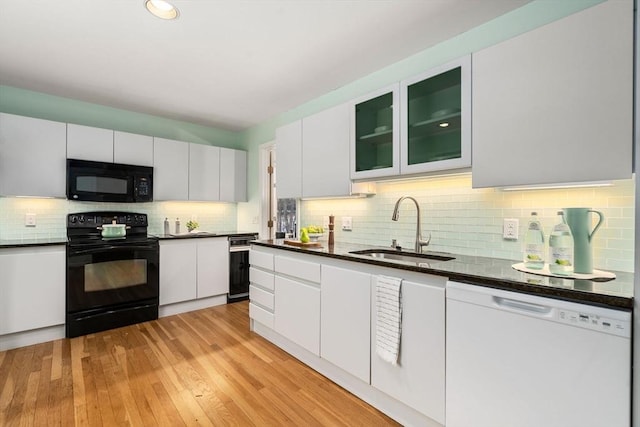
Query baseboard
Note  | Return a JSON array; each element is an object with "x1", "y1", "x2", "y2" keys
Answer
[
  {"x1": 0, "y1": 325, "x2": 65, "y2": 351},
  {"x1": 159, "y1": 295, "x2": 227, "y2": 317}
]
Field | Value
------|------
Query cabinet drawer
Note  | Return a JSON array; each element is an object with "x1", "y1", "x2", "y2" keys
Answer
[
  {"x1": 274, "y1": 255, "x2": 321, "y2": 283},
  {"x1": 250, "y1": 302, "x2": 274, "y2": 329},
  {"x1": 250, "y1": 267, "x2": 274, "y2": 291},
  {"x1": 249, "y1": 285, "x2": 274, "y2": 311},
  {"x1": 250, "y1": 249, "x2": 274, "y2": 271}
]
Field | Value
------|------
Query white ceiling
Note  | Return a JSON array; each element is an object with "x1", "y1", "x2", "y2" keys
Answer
[{"x1": 0, "y1": 0, "x2": 528, "y2": 131}]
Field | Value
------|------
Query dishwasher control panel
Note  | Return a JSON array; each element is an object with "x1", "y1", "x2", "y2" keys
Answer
[{"x1": 557, "y1": 309, "x2": 629, "y2": 337}]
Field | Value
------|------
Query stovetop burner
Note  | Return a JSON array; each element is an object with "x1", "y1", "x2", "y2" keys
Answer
[{"x1": 67, "y1": 211, "x2": 152, "y2": 243}]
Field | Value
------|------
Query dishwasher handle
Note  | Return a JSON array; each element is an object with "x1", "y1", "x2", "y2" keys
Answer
[{"x1": 493, "y1": 296, "x2": 552, "y2": 315}]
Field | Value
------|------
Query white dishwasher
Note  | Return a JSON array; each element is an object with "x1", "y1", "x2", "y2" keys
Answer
[{"x1": 446, "y1": 281, "x2": 631, "y2": 427}]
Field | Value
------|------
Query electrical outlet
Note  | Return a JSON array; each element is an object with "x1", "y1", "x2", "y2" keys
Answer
[
  {"x1": 25, "y1": 213, "x2": 36, "y2": 227},
  {"x1": 342, "y1": 216, "x2": 353, "y2": 231},
  {"x1": 503, "y1": 218, "x2": 518, "y2": 240}
]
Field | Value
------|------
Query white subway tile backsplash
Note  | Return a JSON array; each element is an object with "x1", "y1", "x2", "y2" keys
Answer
[
  {"x1": 0, "y1": 198, "x2": 238, "y2": 240},
  {"x1": 300, "y1": 173, "x2": 635, "y2": 272}
]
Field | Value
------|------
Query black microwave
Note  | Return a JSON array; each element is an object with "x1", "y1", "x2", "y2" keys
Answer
[{"x1": 67, "y1": 159, "x2": 153, "y2": 203}]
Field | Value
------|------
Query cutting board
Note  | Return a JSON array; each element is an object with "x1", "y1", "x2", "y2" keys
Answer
[{"x1": 284, "y1": 240, "x2": 322, "y2": 248}]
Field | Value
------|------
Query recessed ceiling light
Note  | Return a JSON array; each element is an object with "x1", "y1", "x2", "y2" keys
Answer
[
  {"x1": 145, "y1": 0, "x2": 179, "y2": 20},
  {"x1": 439, "y1": 122, "x2": 449, "y2": 128}
]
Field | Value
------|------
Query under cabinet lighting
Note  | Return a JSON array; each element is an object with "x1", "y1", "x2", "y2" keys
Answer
[
  {"x1": 145, "y1": 0, "x2": 179, "y2": 20},
  {"x1": 439, "y1": 122, "x2": 449, "y2": 128},
  {"x1": 501, "y1": 181, "x2": 613, "y2": 191}
]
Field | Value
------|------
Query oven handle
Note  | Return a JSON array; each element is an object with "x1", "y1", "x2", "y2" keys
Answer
[
  {"x1": 69, "y1": 244, "x2": 157, "y2": 256},
  {"x1": 229, "y1": 245, "x2": 250, "y2": 253}
]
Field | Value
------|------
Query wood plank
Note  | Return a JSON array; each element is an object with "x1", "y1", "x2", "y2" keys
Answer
[{"x1": 0, "y1": 302, "x2": 399, "y2": 426}]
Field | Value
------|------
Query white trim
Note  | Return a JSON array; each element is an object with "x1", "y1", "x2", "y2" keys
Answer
[{"x1": 259, "y1": 141, "x2": 276, "y2": 239}]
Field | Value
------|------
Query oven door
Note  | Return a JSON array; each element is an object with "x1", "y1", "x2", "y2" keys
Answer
[{"x1": 66, "y1": 241, "x2": 159, "y2": 313}]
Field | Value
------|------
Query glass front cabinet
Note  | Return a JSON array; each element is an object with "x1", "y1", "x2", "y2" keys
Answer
[
  {"x1": 401, "y1": 55, "x2": 471, "y2": 175},
  {"x1": 350, "y1": 84, "x2": 400, "y2": 180},
  {"x1": 350, "y1": 55, "x2": 471, "y2": 180}
]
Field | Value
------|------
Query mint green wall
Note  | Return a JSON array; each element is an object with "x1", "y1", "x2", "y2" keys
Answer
[
  {"x1": 0, "y1": 85, "x2": 240, "y2": 148},
  {"x1": 236, "y1": 0, "x2": 603, "y2": 229}
]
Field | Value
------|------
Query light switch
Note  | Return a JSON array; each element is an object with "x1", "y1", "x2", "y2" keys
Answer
[
  {"x1": 25, "y1": 213, "x2": 36, "y2": 227},
  {"x1": 342, "y1": 216, "x2": 353, "y2": 231}
]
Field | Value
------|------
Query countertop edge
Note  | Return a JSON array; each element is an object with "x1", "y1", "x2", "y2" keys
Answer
[
  {"x1": 251, "y1": 241, "x2": 634, "y2": 310},
  {"x1": 0, "y1": 239, "x2": 67, "y2": 248}
]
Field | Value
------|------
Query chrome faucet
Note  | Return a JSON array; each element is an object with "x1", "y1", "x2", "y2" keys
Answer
[{"x1": 392, "y1": 196, "x2": 431, "y2": 253}]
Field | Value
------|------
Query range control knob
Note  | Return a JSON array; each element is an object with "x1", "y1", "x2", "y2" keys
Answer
[{"x1": 69, "y1": 215, "x2": 78, "y2": 224}]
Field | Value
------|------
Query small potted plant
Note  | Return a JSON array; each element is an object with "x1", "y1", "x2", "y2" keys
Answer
[{"x1": 186, "y1": 220, "x2": 199, "y2": 232}]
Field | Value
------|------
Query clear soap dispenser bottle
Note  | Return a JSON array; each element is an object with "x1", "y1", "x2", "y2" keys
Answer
[{"x1": 523, "y1": 212, "x2": 545, "y2": 270}]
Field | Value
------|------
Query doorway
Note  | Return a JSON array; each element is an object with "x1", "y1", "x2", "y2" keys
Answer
[{"x1": 259, "y1": 142, "x2": 298, "y2": 239}]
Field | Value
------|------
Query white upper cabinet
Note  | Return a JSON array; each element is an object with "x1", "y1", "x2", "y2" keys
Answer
[
  {"x1": 67, "y1": 123, "x2": 114, "y2": 162},
  {"x1": 189, "y1": 143, "x2": 220, "y2": 201},
  {"x1": 220, "y1": 148, "x2": 247, "y2": 202},
  {"x1": 114, "y1": 131, "x2": 153, "y2": 166},
  {"x1": 302, "y1": 103, "x2": 351, "y2": 198},
  {"x1": 400, "y1": 55, "x2": 471, "y2": 175},
  {"x1": 350, "y1": 84, "x2": 400, "y2": 180},
  {"x1": 275, "y1": 120, "x2": 302, "y2": 199},
  {"x1": 472, "y1": 0, "x2": 633, "y2": 188},
  {"x1": 0, "y1": 113, "x2": 67, "y2": 197},
  {"x1": 153, "y1": 137, "x2": 189, "y2": 200}
]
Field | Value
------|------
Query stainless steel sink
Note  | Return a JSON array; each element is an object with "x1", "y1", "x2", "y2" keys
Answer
[{"x1": 349, "y1": 249, "x2": 455, "y2": 264}]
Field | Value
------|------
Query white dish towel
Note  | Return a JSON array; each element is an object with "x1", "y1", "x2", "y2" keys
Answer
[{"x1": 375, "y1": 275, "x2": 403, "y2": 365}]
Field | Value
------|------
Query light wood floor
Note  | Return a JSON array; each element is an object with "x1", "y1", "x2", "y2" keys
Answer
[{"x1": 0, "y1": 301, "x2": 399, "y2": 426}]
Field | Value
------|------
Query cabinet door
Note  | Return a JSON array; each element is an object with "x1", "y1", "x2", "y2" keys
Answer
[
  {"x1": 400, "y1": 55, "x2": 471, "y2": 175},
  {"x1": 219, "y1": 148, "x2": 247, "y2": 202},
  {"x1": 350, "y1": 84, "x2": 400, "y2": 180},
  {"x1": 159, "y1": 240, "x2": 197, "y2": 305},
  {"x1": 153, "y1": 137, "x2": 189, "y2": 200},
  {"x1": 371, "y1": 278, "x2": 445, "y2": 424},
  {"x1": 67, "y1": 123, "x2": 114, "y2": 162},
  {"x1": 472, "y1": 0, "x2": 632, "y2": 188},
  {"x1": 321, "y1": 265, "x2": 371, "y2": 383},
  {"x1": 0, "y1": 246, "x2": 65, "y2": 335},
  {"x1": 302, "y1": 103, "x2": 351, "y2": 198},
  {"x1": 275, "y1": 120, "x2": 302, "y2": 199},
  {"x1": 196, "y1": 238, "x2": 229, "y2": 298},
  {"x1": 189, "y1": 143, "x2": 220, "y2": 201},
  {"x1": 274, "y1": 275, "x2": 320, "y2": 356},
  {"x1": 114, "y1": 131, "x2": 153, "y2": 166},
  {"x1": 0, "y1": 113, "x2": 67, "y2": 197}
]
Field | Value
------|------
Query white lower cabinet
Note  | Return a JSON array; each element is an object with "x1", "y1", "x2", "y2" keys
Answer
[
  {"x1": 0, "y1": 246, "x2": 65, "y2": 335},
  {"x1": 249, "y1": 246, "x2": 446, "y2": 426},
  {"x1": 371, "y1": 277, "x2": 446, "y2": 424},
  {"x1": 196, "y1": 237, "x2": 229, "y2": 298},
  {"x1": 249, "y1": 247, "x2": 276, "y2": 329},
  {"x1": 274, "y1": 275, "x2": 321, "y2": 356},
  {"x1": 160, "y1": 238, "x2": 229, "y2": 306},
  {"x1": 159, "y1": 240, "x2": 197, "y2": 305},
  {"x1": 321, "y1": 265, "x2": 371, "y2": 382}
]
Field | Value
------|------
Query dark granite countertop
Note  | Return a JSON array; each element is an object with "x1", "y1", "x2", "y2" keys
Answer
[
  {"x1": 153, "y1": 231, "x2": 258, "y2": 240},
  {"x1": 0, "y1": 237, "x2": 68, "y2": 248},
  {"x1": 252, "y1": 239, "x2": 634, "y2": 310}
]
